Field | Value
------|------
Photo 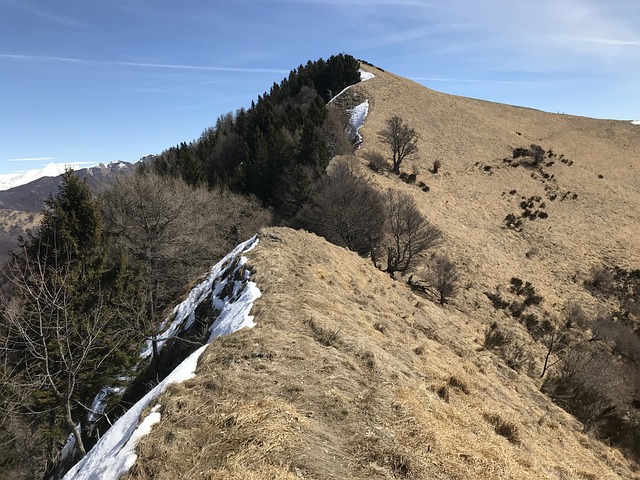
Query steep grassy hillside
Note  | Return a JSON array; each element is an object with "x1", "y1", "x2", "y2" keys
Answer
[
  {"x1": 352, "y1": 64, "x2": 639, "y2": 313},
  {"x1": 95, "y1": 64, "x2": 639, "y2": 479},
  {"x1": 125, "y1": 228, "x2": 635, "y2": 479}
]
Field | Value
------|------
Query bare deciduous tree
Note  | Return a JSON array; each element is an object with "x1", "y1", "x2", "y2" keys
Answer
[
  {"x1": 101, "y1": 172, "x2": 270, "y2": 371},
  {"x1": 378, "y1": 115, "x2": 419, "y2": 175},
  {"x1": 385, "y1": 190, "x2": 442, "y2": 276},
  {"x1": 423, "y1": 253, "x2": 459, "y2": 305},
  {"x1": 295, "y1": 158, "x2": 386, "y2": 266},
  {"x1": 1, "y1": 247, "x2": 121, "y2": 465}
]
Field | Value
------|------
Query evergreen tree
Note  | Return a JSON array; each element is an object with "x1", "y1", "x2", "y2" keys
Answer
[{"x1": 1, "y1": 170, "x2": 136, "y2": 468}]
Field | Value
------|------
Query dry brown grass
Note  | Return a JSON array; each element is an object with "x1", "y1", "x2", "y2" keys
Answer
[
  {"x1": 124, "y1": 65, "x2": 639, "y2": 479},
  {"x1": 125, "y1": 227, "x2": 637, "y2": 479},
  {"x1": 352, "y1": 65, "x2": 639, "y2": 319}
]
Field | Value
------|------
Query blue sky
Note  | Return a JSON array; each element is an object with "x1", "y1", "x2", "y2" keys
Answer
[{"x1": 1, "y1": 0, "x2": 639, "y2": 175}]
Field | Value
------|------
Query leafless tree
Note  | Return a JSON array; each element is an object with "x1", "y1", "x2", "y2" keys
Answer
[
  {"x1": 101, "y1": 172, "x2": 269, "y2": 370},
  {"x1": 423, "y1": 253, "x2": 459, "y2": 305},
  {"x1": 0, "y1": 246, "x2": 122, "y2": 464},
  {"x1": 378, "y1": 115, "x2": 419, "y2": 174},
  {"x1": 385, "y1": 190, "x2": 442, "y2": 276},
  {"x1": 295, "y1": 158, "x2": 386, "y2": 266}
]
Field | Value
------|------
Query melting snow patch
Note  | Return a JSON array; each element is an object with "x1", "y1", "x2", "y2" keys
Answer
[
  {"x1": 64, "y1": 236, "x2": 261, "y2": 480},
  {"x1": 141, "y1": 235, "x2": 259, "y2": 358},
  {"x1": 359, "y1": 69, "x2": 375, "y2": 81},
  {"x1": 632, "y1": 120, "x2": 640, "y2": 125},
  {"x1": 348, "y1": 100, "x2": 370, "y2": 146}
]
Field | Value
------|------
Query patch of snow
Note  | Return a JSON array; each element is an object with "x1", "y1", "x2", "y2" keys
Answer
[
  {"x1": 359, "y1": 69, "x2": 375, "y2": 81},
  {"x1": 59, "y1": 430, "x2": 77, "y2": 465},
  {"x1": 65, "y1": 236, "x2": 261, "y2": 480},
  {"x1": 348, "y1": 100, "x2": 370, "y2": 146},
  {"x1": 0, "y1": 162, "x2": 94, "y2": 191},
  {"x1": 631, "y1": 120, "x2": 640, "y2": 125},
  {"x1": 87, "y1": 386, "x2": 125, "y2": 434}
]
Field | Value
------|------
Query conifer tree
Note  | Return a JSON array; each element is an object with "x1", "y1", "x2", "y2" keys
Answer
[{"x1": 1, "y1": 170, "x2": 135, "y2": 468}]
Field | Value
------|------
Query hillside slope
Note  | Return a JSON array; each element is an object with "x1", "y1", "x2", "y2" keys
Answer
[
  {"x1": 125, "y1": 228, "x2": 635, "y2": 479},
  {"x1": 77, "y1": 65, "x2": 639, "y2": 479},
  {"x1": 350, "y1": 65, "x2": 639, "y2": 316}
]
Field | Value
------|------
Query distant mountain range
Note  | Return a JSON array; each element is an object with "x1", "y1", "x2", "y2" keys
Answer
[
  {"x1": 0, "y1": 158, "x2": 150, "y2": 257},
  {"x1": 0, "y1": 159, "x2": 144, "y2": 212}
]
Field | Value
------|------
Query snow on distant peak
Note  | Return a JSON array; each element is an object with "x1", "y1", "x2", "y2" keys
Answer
[
  {"x1": 631, "y1": 120, "x2": 640, "y2": 125},
  {"x1": 0, "y1": 162, "x2": 93, "y2": 192},
  {"x1": 65, "y1": 236, "x2": 261, "y2": 480},
  {"x1": 359, "y1": 69, "x2": 375, "y2": 81}
]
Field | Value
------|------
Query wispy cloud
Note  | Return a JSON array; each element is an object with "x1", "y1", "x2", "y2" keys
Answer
[
  {"x1": 7, "y1": 156, "x2": 57, "y2": 162},
  {"x1": 113, "y1": 60, "x2": 288, "y2": 74},
  {"x1": 572, "y1": 37, "x2": 640, "y2": 46},
  {"x1": 0, "y1": 53, "x2": 288, "y2": 74},
  {"x1": 293, "y1": 0, "x2": 436, "y2": 6},
  {"x1": 2, "y1": 0, "x2": 83, "y2": 28}
]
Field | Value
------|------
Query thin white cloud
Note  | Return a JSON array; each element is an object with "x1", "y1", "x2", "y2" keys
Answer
[
  {"x1": 113, "y1": 60, "x2": 288, "y2": 74},
  {"x1": 2, "y1": 0, "x2": 83, "y2": 28},
  {"x1": 7, "y1": 156, "x2": 57, "y2": 162},
  {"x1": 573, "y1": 37, "x2": 640, "y2": 46},
  {"x1": 360, "y1": 23, "x2": 470, "y2": 49},
  {"x1": 278, "y1": 0, "x2": 436, "y2": 6},
  {"x1": 0, "y1": 53, "x2": 288, "y2": 74}
]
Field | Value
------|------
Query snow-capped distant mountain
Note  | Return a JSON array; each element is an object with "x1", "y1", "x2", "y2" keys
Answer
[
  {"x1": 0, "y1": 160, "x2": 142, "y2": 212},
  {"x1": 0, "y1": 160, "x2": 143, "y2": 192},
  {"x1": 0, "y1": 163, "x2": 78, "y2": 192}
]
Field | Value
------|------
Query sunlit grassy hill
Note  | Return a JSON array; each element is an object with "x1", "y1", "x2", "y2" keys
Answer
[{"x1": 123, "y1": 64, "x2": 639, "y2": 479}]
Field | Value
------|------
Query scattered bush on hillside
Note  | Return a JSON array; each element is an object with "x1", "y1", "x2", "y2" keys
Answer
[
  {"x1": 399, "y1": 171, "x2": 417, "y2": 184},
  {"x1": 307, "y1": 318, "x2": 341, "y2": 347},
  {"x1": 363, "y1": 150, "x2": 389, "y2": 173},
  {"x1": 504, "y1": 213, "x2": 523, "y2": 231},
  {"x1": 448, "y1": 376, "x2": 470, "y2": 394},
  {"x1": 592, "y1": 315, "x2": 640, "y2": 363},
  {"x1": 482, "y1": 322, "x2": 513, "y2": 350},
  {"x1": 511, "y1": 144, "x2": 545, "y2": 168},
  {"x1": 542, "y1": 349, "x2": 619, "y2": 430},
  {"x1": 384, "y1": 190, "x2": 442, "y2": 277},
  {"x1": 378, "y1": 115, "x2": 419, "y2": 175},
  {"x1": 586, "y1": 265, "x2": 613, "y2": 293},
  {"x1": 432, "y1": 159, "x2": 442, "y2": 174},
  {"x1": 418, "y1": 181, "x2": 430, "y2": 192}
]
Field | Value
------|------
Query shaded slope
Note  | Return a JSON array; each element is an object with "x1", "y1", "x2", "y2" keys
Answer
[{"x1": 125, "y1": 228, "x2": 635, "y2": 479}]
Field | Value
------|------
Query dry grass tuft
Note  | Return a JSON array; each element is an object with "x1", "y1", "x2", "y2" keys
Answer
[{"x1": 484, "y1": 413, "x2": 521, "y2": 445}]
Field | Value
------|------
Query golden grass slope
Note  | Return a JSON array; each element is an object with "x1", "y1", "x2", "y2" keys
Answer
[
  {"x1": 351, "y1": 64, "x2": 639, "y2": 316},
  {"x1": 123, "y1": 67, "x2": 640, "y2": 479},
  {"x1": 126, "y1": 227, "x2": 636, "y2": 480}
]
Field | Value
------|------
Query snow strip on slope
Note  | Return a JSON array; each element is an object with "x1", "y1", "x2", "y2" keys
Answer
[
  {"x1": 632, "y1": 120, "x2": 640, "y2": 125},
  {"x1": 64, "y1": 236, "x2": 260, "y2": 480},
  {"x1": 348, "y1": 100, "x2": 370, "y2": 146},
  {"x1": 141, "y1": 236, "x2": 259, "y2": 358},
  {"x1": 328, "y1": 68, "x2": 375, "y2": 103}
]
